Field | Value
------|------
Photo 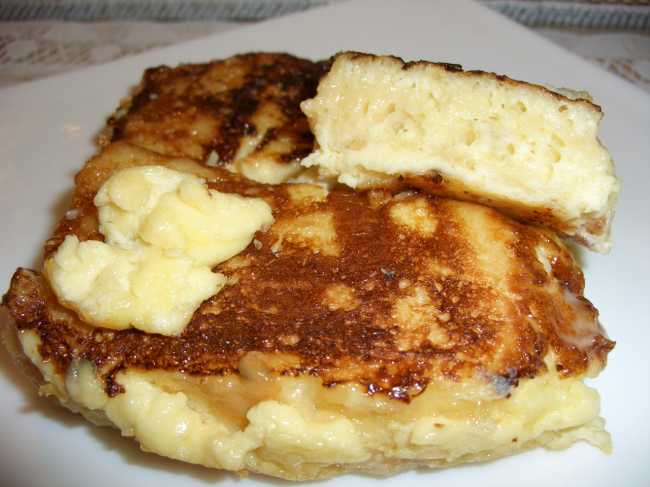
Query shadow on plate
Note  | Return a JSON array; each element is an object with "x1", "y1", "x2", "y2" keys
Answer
[
  {"x1": 19, "y1": 186, "x2": 75, "y2": 271},
  {"x1": 564, "y1": 239, "x2": 588, "y2": 269}
]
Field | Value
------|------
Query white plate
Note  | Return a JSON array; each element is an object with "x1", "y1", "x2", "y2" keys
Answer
[{"x1": 0, "y1": 1, "x2": 648, "y2": 486}]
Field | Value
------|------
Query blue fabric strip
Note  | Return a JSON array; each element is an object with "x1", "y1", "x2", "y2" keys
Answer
[
  {"x1": 489, "y1": 1, "x2": 649, "y2": 31},
  {"x1": 0, "y1": 0, "x2": 328, "y2": 22},
  {"x1": 0, "y1": 1, "x2": 648, "y2": 32}
]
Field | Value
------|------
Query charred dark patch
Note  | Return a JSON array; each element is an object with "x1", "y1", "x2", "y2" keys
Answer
[{"x1": 107, "y1": 53, "x2": 325, "y2": 167}]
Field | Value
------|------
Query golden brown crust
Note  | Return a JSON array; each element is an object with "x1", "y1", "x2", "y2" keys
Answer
[
  {"x1": 3, "y1": 144, "x2": 613, "y2": 402},
  {"x1": 1, "y1": 52, "x2": 614, "y2": 405}
]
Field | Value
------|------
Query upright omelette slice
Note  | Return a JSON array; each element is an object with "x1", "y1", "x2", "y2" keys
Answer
[{"x1": 301, "y1": 52, "x2": 620, "y2": 252}]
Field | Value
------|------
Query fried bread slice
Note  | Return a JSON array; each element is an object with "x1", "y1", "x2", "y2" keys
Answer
[
  {"x1": 103, "y1": 53, "x2": 326, "y2": 184},
  {"x1": 301, "y1": 52, "x2": 620, "y2": 252},
  {"x1": 3, "y1": 141, "x2": 613, "y2": 480}
]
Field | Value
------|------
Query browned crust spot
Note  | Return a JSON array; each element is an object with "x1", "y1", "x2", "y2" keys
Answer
[{"x1": 401, "y1": 173, "x2": 596, "y2": 249}]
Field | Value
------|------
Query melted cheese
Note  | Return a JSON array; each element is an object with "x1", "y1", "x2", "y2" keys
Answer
[
  {"x1": 16, "y1": 330, "x2": 609, "y2": 481},
  {"x1": 45, "y1": 165, "x2": 273, "y2": 335},
  {"x1": 45, "y1": 236, "x2": 226, "y2": 335},
  {"x1": 60, "y1": 352, "x2": 609, "y2": 480}
]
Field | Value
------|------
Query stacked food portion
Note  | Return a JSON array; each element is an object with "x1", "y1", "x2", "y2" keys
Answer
[{"x1": 1, "y1": 52, "x2": 618, "y2": 480}]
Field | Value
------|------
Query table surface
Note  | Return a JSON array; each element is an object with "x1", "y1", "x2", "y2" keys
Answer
[{"x1": 0, "y1": 0, "x2": 648, "y2": 92}]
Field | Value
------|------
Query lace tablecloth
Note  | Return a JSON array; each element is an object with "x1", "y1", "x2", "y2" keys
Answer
[{"x1": 0, "y1": 1, "x2": 648, "y2": 92}]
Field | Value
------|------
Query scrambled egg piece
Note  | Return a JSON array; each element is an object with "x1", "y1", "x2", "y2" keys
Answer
[
  {"x1": 45, "y1": 165, "x2": 273, "y2": 335},
  {"x1": 45, "y1": 236, "x2": 225, "y2": 335},
  {"x1": 95, "y1": 166, "x2": 273, "y2": 265}
]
